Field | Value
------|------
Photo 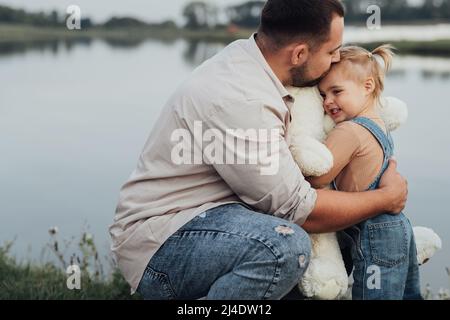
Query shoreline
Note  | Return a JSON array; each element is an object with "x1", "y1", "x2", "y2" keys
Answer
[{"x1": 1, "y1": 24, "x2": 450, "y2": 57}]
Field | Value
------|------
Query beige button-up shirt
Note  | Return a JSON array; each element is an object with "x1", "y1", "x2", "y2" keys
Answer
[{"x1": 110, "y1": 34, "x2": 317, "y2": 293}]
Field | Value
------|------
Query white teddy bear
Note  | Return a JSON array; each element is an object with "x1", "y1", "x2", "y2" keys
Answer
[{"x1": 287, "y1": 86, "x2": 442, "y2": 300}]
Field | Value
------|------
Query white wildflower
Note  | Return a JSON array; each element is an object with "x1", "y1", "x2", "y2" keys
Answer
[{"x1": 48, "y1": 226, "x2": 59, "y2": 235}]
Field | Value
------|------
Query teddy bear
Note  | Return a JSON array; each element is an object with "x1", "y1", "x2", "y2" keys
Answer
[{"x1": 286, "y1": 86, "x2": 442, "y2": 300}]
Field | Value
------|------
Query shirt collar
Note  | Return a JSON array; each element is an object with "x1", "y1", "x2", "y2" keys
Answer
[{"x1": 247, "y1": 33, "x2": 294, "y2": 102}]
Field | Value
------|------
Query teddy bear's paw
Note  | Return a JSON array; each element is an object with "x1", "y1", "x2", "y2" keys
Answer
[
  {"x1": 323, "y1": 115, "x2": 336, "y2": 135},
  {"x1": 298, "y1": 256, "x2": 349, "y2": 300},
  {"x1": 413, "y1": 226, "x2": 442, "y2": 265},
  {"x1": 379, "y1": 97, "x2": 408, "y2": 131},
  {"x1": 289, "y1": 135, "x2": 333, "y2": 177}
]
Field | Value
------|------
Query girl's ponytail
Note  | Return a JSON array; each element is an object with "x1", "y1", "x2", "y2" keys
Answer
[
  {"x1": 371, "y1": 44, "x2": 395, "y2": 75},
  {"x1": 339, "y1": 44, "x2": 396, "y2": 102}
]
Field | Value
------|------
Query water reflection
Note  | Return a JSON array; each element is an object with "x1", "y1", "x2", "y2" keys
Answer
[
  {"x1": 0, "y1": 36, "x2": 178, "y2": 57},
  {"x1": 422, "y1": 70, "x2": 450, "y2": 79},
  {"x1": 0, "y1": 38, "x2": 92, "y2": 57},
  {"x1": 0, "y1": 40, "x2": 59, "y2": 56},
  {"x1": 1, "y1": 38, "x2": 450, "y2": 79},
  {"x1": 387, "y1": 69, "x2": 407, "y2": 78},
  {"x1": 102, "y1": 36, "x2": 178, "y2": 50},
  {"x1": 183, "y1": 40, "x2": 226, "y2": 66}
]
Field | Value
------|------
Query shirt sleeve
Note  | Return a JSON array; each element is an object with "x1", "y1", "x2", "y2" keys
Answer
[
  {"x1": 308, "y1": 121, "x2": 361, "y2": 188},
  {"x1": 191, "y1": 98, "x2": 317, "y2": 225}
]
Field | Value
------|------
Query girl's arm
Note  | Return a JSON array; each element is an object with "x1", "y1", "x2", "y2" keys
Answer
[
  {"x1": 301, "y1": 159, "x2": 407, "y2": 233},
  {"x1": 307, "y1": 122, "x2": 360, "y2": 188}
]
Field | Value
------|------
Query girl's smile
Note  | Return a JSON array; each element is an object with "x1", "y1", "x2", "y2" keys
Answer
[
  {"x1": 318, "y1": 62, "x2": 376, "y2": 124},
  {"x1": 328, "y1": 106, "x2": 342, "y2": 117}
]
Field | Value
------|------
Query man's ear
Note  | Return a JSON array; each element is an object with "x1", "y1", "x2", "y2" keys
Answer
[
  {"x1": 291, "y1": 43, "x2": 309, "y2": 66},
  {"x1": 364, "y1": 77, "x2": 375, "y2": 95}
]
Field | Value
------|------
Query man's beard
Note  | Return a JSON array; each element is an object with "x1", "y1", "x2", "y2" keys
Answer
[{"x1": 290, "y1": 62, "x2": 330, "y2": 88}]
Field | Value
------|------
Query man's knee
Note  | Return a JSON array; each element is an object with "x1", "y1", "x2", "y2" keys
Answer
[{"x1": 272, "y1": 223, "x2": 312, "y2": 280}]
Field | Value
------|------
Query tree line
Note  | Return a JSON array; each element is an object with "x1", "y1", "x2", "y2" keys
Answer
[
  {"x1": 0, "y1": 1, "x2": 449, "y2": 29},
  {"x1": 183, "y1": 0, "x2": 450, "y2": 29},
  {"x1": 0, "y1": 5, "x2": 93, "y2": 28}
]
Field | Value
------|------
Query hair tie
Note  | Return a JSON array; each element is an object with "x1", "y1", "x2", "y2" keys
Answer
[{"x1": 367, "y1": 52, "x2": 373, "y2": 59}]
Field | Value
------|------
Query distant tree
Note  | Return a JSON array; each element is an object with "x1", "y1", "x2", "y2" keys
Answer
[
  {"x1": 225, "y1": 1, "x2": 265, "y2": 28},
  {"x1": 343, "y1": 0, "x2": 409, "y2": 22},
  {"x1": 206, "y1": 5, "x2": 219, "y2": 28},
  {"x1": 81, "y1": 18, "x2": 93, "y2": 28},
  {"x1": 182, "y1": 1, "x2": 217, "y2": 30},
  {"x1": 183, "y1": 1, "x2": 206, "y2": 29},
  {"x1": 49, "y1": 10, "x2": 59, "y2": 26},
  {"x1": 382, "y1": 0, "x2": 410, "y2": 21},
  {"x1": 102, "y1": 17, "x2": 148, "y2": 28},
  {"x1": 0, "y1": 4, "x2": 91, "y2": 27},
  {"x1": 0, "y1": 5, "x2": 26, "y2": 23},
  {"x1": 342, "y1": 0, "x2": 450, "y2": 23},
  {"x1": 421, "y1": 0, "x2": 450, "y2": 20},
  {"x1": 155, "y1": 20, "x2": 178, "y2": 29},
  {"x1": 443, "y1": 0, "x2": 450, "y2": 19},
  {"x1": 341, "y1": 0, "x2": 365, "y2": 23},
  {"x1": 28, "y1": 11, "x2": 49, "y2": 26}
]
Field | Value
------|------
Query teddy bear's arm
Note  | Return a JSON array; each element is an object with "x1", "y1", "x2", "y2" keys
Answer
[
  {"x1": 308, "y1": 123, "x2": 360, "y2": 188},
  {"x1": 307, "y1": 163, "x2": 342, "y2": 189}
]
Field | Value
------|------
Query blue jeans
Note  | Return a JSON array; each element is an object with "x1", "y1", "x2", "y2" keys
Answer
[
  {"x1": 339, "y1": 212, "x2": 422, "y2": 300},
  {"x1": 137, "y1": 203, "x2": 312, "y2": 300}
]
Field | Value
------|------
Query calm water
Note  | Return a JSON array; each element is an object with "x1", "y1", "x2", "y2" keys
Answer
[{"x1": 1, "y1": 38, "x2": 449, "y2": 292}]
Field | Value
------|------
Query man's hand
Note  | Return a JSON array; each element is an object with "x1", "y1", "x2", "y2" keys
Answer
[
  {"x1": 301, "y1": 158, "x2": 409, "y2": 233},
  {"x1": 378, "y1": 158, "x2": 408, "y2": 214}
]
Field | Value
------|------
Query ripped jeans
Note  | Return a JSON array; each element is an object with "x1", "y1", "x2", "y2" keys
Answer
[{"x1": 137, "y1": 203, "x2": 312, "y2": 300}]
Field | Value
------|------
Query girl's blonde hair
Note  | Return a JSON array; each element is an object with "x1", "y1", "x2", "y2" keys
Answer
[{"x1": 338, "y1": 44, "x2": 395, "y2": 102}]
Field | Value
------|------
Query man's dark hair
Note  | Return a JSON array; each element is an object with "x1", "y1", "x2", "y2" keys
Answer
[{"x1": 258, "y1": 0, "x2": 345, "y2": 50}]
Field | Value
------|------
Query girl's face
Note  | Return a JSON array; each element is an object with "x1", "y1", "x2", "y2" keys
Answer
[{"x1": 318, "y1": 65, "x2": 372, "y2": 124}]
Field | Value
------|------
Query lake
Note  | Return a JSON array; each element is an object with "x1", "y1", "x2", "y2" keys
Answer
[{"x1": 0, "y1": 35, "x2": 449, "y2": 293}]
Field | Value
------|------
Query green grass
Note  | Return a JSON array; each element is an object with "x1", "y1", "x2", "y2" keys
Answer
[{"x1": 0, "y1": 237, "x2": 141, "y2": 300}]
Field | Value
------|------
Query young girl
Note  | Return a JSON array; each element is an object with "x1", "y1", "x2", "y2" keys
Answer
[{"x1": 309, "y1": 44, "x2": 422, "y2": 300}]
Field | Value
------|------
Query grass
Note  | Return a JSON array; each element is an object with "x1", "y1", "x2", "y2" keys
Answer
[{"x1": 0, "y1": 231, "x2": 141, "y2": 300}]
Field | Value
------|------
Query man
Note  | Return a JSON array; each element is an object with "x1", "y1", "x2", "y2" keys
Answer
[{"x1": 110, "y1": 0, "x2": 408, "y2": 300}]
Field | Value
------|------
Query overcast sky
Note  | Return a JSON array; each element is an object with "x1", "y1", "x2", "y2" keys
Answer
[{"x1": 0, "y1": 0, "x2": 250, "y2": 24}]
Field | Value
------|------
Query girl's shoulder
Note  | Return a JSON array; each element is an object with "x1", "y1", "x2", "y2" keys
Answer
[
  {"x1": 335, "y1": 118, "x2": 387, "y2": 136},
  {"x1": 327, "y1": 121, "x2": 363, "y2": 149},
  {"x1": 331, "y1": 120, "x2": 375, "y2": 145},
  {"x1": 334, "y1": 120, "x2": 366, "y2": 135}
]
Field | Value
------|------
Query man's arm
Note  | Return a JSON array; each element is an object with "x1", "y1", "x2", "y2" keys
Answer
[
  {"x1": 300, "y1": 159, "x2": 408, "y2": 233},
  {"x1": 197, "y1": 99, "x2": 316, "y2": 224}
]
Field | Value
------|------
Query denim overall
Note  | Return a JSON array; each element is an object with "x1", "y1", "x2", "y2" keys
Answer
[{"x1": 335, "y1": 117, "x2": 422, "y2": 300}]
